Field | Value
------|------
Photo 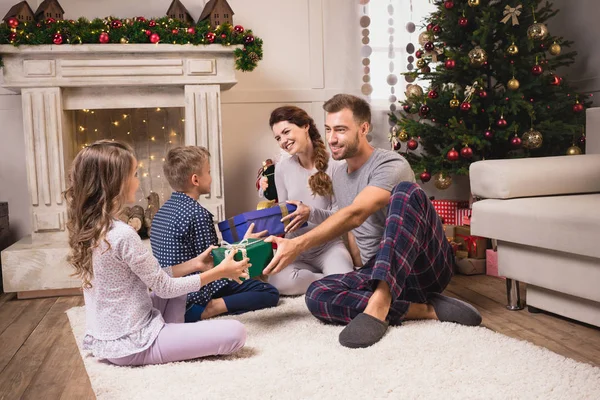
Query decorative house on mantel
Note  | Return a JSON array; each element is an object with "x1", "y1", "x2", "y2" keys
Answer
[
  {"x1": 2, "y1": 1, "x2": 35, "y2": 23},
  {"x1": 34, "y1": 0, "x2": 64, "y2": 21},
  {"x1": 166, "y1": 0, "x2": 194, "y2": 25},
  {"x1": 198, "y1": 0, "x2": 234, "y2": 27}
]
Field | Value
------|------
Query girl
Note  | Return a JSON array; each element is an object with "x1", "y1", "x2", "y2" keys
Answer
[
  {"x1": 65, "y1": 140, "x2": 249, "y2": 366},
  {"x1": 264, "y1": 106, "x2": 355, "y2": 295}
]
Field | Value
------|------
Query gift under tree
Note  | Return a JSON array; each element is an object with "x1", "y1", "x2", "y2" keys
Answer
[{"x1": 390, "y1": 0, "x2": 591, "y2": 190}]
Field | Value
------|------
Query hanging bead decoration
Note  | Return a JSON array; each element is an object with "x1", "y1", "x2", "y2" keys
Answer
[{"x1": 360, "y1": 1, "x2": 373, "y2": 96}]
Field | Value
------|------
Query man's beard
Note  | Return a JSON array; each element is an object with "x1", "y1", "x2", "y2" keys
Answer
[{"x1": 332, "y1": 132, "x2": 360, "y2": 160}]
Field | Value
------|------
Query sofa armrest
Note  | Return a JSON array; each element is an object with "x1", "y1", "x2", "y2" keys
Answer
[{"x1": 469, "y1": 154, "x2": 600, "y2": 199}]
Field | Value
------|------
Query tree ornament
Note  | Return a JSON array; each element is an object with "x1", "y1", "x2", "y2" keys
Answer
[
  {"x1": 206, "y1": 32, "x2": 216, "y2": 43},
  {"x1": 46, "y1": 17, "x2": 55, "y2": 24},
  {"x1": 221, "y1": 33, "x2": 227, "y2": 39},
  {"x1": 398, "y1": 130, "x2": 409, "y2": 142},
  {"x1": 418, "y1": 32, "x2": 433, "y2": 46},
  {"x1": 111, "y1": 20, "x2": 122, "y2": 29},
  {"x1": 434, "y1": 172, "x2": 452, "y2": 190},
  {"x1": 405, "y1": 84, "x2": 424, "y2": 100},
  {"x1": 460, "y1": 102, "x2": 471, "y2": 112},
  {"x1": 99, "y1": 32, "x2": 110, "y2": 44},
  {"x1": 234, "y1": 25, "x2": 245, "y2": 33},
  {"x1": 244, "y1": 35, "x2": 255, "y2": 44},
  {"x1": 407, "y1": 139, "x2": 419, "y2": 150},
  {"x1": 145, "y1": 30, "x2": 152, "y2": 36},
  {"x1": 566, "y1": 145, "x2": 582, "y2": 155},
  {"x1": 450, "y1": 96, "x2": 460, "y2": 108},
  {"x1": 478, "y1": 90, "x2": 488, "y2": 99},
  {"x1": 578, "y1": 134, "x2": 586, "y2": 146},
  {"x1": 248, "y1": 52, "x2": 260, "y2": 63},
  {"x1": 468, "y1": 0, "x2": 480, "y2": 7},
  {"x1": 433, "y1": 25, "x2": 441, "y2": 34},
  {"x1": 7, "y1": 18, "x2": 19, "y2": 29},
  {"x1": 527, "y1": 22, "x2": 549, "y2": 40},
  {"x1": 426, "y1": 23, "x2": 434, "y2": 31},
  {"x1": 428, "y1": 90, "x2": 439, "y2": 99},
  {"x1": 460, "y1": 145, "x2": 473, "y2": 159},
  {"x1": 508, "y1": 77, "x2": 520, "y2": 91},
  {"x1": 136, "y1": 16, "x2": 147, "y2": 22},
  {"x1": 445, "y1": 59, "x2": 456, "y2": 70},
  {"x1": 506, "y1": 42, "x2": 519, "y2": 56},
  {"x1": 468, "y1": 47, "x2": 487, "y2": 67},
  {"x1": 149, "y1": 20, "x2": 156, "y2": 27},
  {"x1": 416, "y1": 58, "x2": 427, "y2": 68},
  {"x1": 172, "y1": 29, "x2": 179, "y2": 34},
  {"x1": 187, "y1": 27, "x2": 195, "y2": 34},
  {"x1": 420, "y1": 171, "x2": 431, "y2": 183},
  {"x1": 522, "y1": 128, "x2": 543, "y2": 149},
  {"x1": 120, "y1": 37, "x2": 129, "y2": 44},
  {"x1": 458, "y1": 16, "x2": 468, "y2": 27},
  {"x1": 403, "y1": 104, "x2": 411, "y2": 112},
  {"x1": 393, "y1": 139, "x2": 401, "y2": 151},
  {"x1": 501, "y1": 4, "x2": 522, "y2": 26},
  {"x1": 424, "y1": 41, "x2": 434, "y2": 52},
  {"x1": 447, "y1": 148, "x2": 459, "y2": 161},
  {"x1": 444, "y1": 1, "x2": 454, "y2": 10},
  {"x1": 8, "y1": 32, "x2": 17, "y2": 42},
  {"x1": 549, "y1": 41, "x2": 561, "y2": 56},
  {"x1": 53, "y1": 33, "x2": 63, "y2": 45},
  {"x1": 573, "y1": 100, "x2": 584, "y2": 113},
  {"x1": 419, "y1": 104, "x2": 430, "y2": 117},
  {"x1": 510, "y1": 134, "x2": 522, "y2": 149},
  {"x1": 415, "y1": 49, "x2": 424, "y2": 59},
  {"x1": 549, "y1": 74, "x2": 562, "y2": 86},
  {"x1": 150, "y1": 33, "x2": 160, "y2": 43},
  {"x1": 531, "y1": 63, "x2": 543, "y2": 76},
  {"x1": 484, "y1": 129, "x2": 494, "y2": 140},
  {"x1": 496, "y1": 116, "x2": 508, "y2": 128}
]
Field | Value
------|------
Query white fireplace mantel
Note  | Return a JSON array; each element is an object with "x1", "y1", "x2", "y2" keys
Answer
[{"x1": 0, "y1": 44, "x2": 239, "y2": 295}]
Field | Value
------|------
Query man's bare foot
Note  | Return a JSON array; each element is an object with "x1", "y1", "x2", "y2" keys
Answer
[
  {"x1": 363, "y1": 281, "x2": 392, "y2": 322},
  {"x1": 200, "y1": 298, "x2": 228, "y2": 320}
]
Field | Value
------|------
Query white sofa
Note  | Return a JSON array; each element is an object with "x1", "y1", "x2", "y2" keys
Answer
[{"x1": 469, "y1": 154, "x2": 600, "y2": 327}]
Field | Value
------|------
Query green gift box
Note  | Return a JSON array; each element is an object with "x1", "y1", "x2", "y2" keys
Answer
[{"x1": 211, "y1": 238, "x2": 273, "y2": 279}]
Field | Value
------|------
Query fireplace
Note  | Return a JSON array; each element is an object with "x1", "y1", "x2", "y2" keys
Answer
[{"x1": 0, "y1": 44, "x2": 238, "y2": 295}]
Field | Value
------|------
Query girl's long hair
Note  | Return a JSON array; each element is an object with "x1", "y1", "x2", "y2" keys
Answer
[
  {"x1": 63, "y1": 140, "x2": 136, "y2": 288},
  {"x1": 269, "y1": 106, "x2": 333, "y2": 197}
]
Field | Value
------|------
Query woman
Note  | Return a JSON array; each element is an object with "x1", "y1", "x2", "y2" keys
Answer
[{"x1": 263, "y1": 106, "x2": 354, "y2": 295}]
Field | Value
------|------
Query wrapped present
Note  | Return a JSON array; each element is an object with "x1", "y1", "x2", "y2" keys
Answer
[
  {"x1": 486, "y1": 249, "x2": 504, "y2": 278},
  {"x1": 455, "y1": 225, "x2": 487, "y2": 259},
  {"x1": 443, "y1": 224, "x2": 456, "y2": 241},
  {"x1": 432, "y1": 200, "x2": 469, "y2": 225},
  {"x1": 218, "y1": 203, "x2": 306, "y2": 243},
  {"x1": 456, "y1": 257, "x2": 486, "y2": 275},
  {"x1": 457, "y1": 207, "x2": 471, "y2": 226},
  {"x1": 456, "y1": 250, "x2": 469, "y2": 259},
  {"x1": 211, "y1": 238, "x2": 274, "y2": 279}
]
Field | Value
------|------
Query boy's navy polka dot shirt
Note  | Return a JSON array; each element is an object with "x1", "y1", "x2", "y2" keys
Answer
[{"x1": 150, "y1": 192, "x2": 228, "y2": 306}]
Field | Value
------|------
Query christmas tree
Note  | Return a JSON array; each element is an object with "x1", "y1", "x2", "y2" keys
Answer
[{"x1": 390, "y1": 0, "x2": 591, "y2": 189}]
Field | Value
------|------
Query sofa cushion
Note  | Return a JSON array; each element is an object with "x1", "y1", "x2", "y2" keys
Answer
[
  {"x1": 471, "y1": 193, "x2": 600, "y2": 259},
  {"x1": 469, "y1": 154, "x2": 600, "y2": 199}
]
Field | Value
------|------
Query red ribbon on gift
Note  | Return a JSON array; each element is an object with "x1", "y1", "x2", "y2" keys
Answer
[{"x1": 456, "y1": 233, "x2": 483, "y2": 255}]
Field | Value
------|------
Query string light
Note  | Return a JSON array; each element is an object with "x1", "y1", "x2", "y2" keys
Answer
[
  {"x1": 156, "y1": 107, "x2": 161, "y2": 111},
  {"x1": 78, "y1": 126, "x2": 85, "y2": 131},
  {"x1": 181, "y1": 118, "x2": 185, "y2": 122},
  {"x1": 94, "y1": 129, "x2": 98, "y2": 132},
  {"x1": 162, "y1": 126, "x2": 165, "y2": 129},
  {"x1": 150, "y1": 155, "x2": 155, "y2": 160},
  {"x1": 143, "y1": 119, "x2": 146, "y2": 123},
  {"x1": 113, "y1": 121, "x2": 119, "y2": 126},
  {"x1": 123, "y1": 114, "x2": 128, "y2": 119},
  {"x1": 151, "y1": 136, "x2": 156, "y2": 141}
]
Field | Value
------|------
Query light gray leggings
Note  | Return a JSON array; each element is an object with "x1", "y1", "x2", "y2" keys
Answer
[{"x1": 268, "y1": 240, "x2": 354, "y2": 295}]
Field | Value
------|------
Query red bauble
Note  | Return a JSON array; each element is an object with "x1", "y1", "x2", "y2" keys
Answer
[
  {"x1": 53, "y1": 33, "x2": 63, "y2": 45},
  {"x1": 573, "y1": 102, "x2": 584, "y2": 113},
  {"x1": 187, "y1": 27, "x2": 195, "y2": 34},
  {"x1": 484, "y1": 129, "x2": 494, "y2": 140},
  {"x1": 419, "y1": 104, "x2": 430, "y2": 117},
  {"x1": 234, "y1": 25, "x2": 244, "y2": 33},
  {"x1": 550, "y1": 74, "x2": 562, "y2": 86},
  {"x1": 447, "y1": 148, "x2": 459, "y2": 161},
  {"x1": 478, "y1": 90, "x2": 488, "y2": 99},
  {"x1": 460, "y1": 146, "x2": 473, "y2": 159},
  {"x1": 420, "y1": 171, "x2": 431, "y2": 183},
  {"x1": 424, "y1": 41, "x2": 434, "y2": 51},
  {"x1": 8, "y1": 32, "x2": 16, "y2": 42},
  {"x1": 150, "y1": 33, "x2": 160, "y2": 43},
  {"x1": 7, "y1": 17, "x2": 19, "y2": 29},
  {"x1": 444, "y1": 1, "x2": 454, "y2": 9},
  {"x1": 428, "y1": 90, "x2": 439, "y2": 99},
  {"x1": 36, "y1": 23, "x2": 41, "y2": 28},
  {"x1": 458, "y1": 17, "x2": 468, "y2": 27},
  {"x1": 496, "y1": 117, "x2": 508, "y2": 128},
  {"x1": 433, "y1": 25, "x2": 441, "y2": 34},
  {"x1": 172, "y1": 29, "x2": 179, "y2": 34},
  {"x1": 445, "y1": 59, "x2": 456, "y2": 69},
  {"x1": 403, "y1": 104, "x2": 411, "y2": 112},
  {"x1": 136, "y1": 16, "x2": 146, "y2": 22},
  {"x1": 99, "y1": 32, "x2": 110, "y2": 44},
  {"x1": 427, "y1": 23, "x2": 434, "y2": 31},
  {"x1": 510, "y1": 135, "x2": 522, "y2": 149},
  {"x1": 149, "y1": 20, "x2": 156, "y2": 27},
  {"x1": 407, "y1": 139, "x2": 419, "y2": 150},
  {"x1": 46, "y1": 17, "x2": 55, "y2": 24},
  {"x1": 221, "y1": 33, "x2": 227, "y2": 39},
  {"x1": 206, "y1": 32, "x2": 216, "y2": 43},
  {"x1": 244, "y1": 35, "x2": 255, "y2": 44},
  {"x1": 578, "y1": 135, "x2": 586, "y2": 146},
  {"x1": 460, "y1": 102, "x2": 471, "y2": 111},
  {"x1": 393, "y1": 140, "x2": 401, "y2": 151},
  {"x1": 111, "y1": 20, "x2": 122, "y2": 29},
  {"x1": 145, "y1": 30, "x2": 152, "y2": 36},
  {"x1": 531, "y1": 64, "x2": 543, "y2": 76},
  {"x1": 415, "y1": 49, "x2": 424, "y2": 58}
]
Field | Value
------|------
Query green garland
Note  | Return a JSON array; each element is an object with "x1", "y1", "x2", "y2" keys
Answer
[{"x1": 0, "y1": 16, "x2": 263, "y2": 71}]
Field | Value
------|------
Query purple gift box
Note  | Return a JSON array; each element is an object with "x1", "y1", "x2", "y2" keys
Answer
[{"x1": 217, "y1": 203, "x2": 306, "y2": 243}]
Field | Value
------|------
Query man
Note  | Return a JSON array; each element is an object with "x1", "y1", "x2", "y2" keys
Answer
[{"x1": 263, "y1": 94, "x2": 481, "y2": 348}]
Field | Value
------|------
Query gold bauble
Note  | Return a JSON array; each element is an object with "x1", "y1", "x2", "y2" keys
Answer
[
  {"x1": 566, "y1": 145, "x2": 582, "y2": 156},
  {"x1": 521, "y1": 128, "x2": 543, "y2": 149},
  {"x1": 506, "y1": 42, "x2": 519, "y2": 56},
  {"x1": 468, "y1": 46, "x2": 487, "y2": 67},
  {"x1": 405, "y1": 84, "x2": 424, "y2": 100},
  {"x1": 468, "y1": 0, "x2": 480, "y2": 6},
  {"x1": 527, "y1": 22, "x2": 549, "y2": 40},
  {"x1": 549, "y1": 42, "x2": 561, "y2": 56},
  {"x1": 418, "y1": 31, "x2": 433, "y2": 46},
  {"x1": 508, "y1": 77, "x2": 520, "y2": 91},
  {"x1": 120, "y1": 37, "x2": 129, "y2": 44},
  {"x1": 434, "y1": 172, "x2": 453, "y2": 190},
  {"x1": 398, "y1": 130, "x2": 409, "y2": 142},
  {"x1": 450, "y1": 98, "x2": 460, "y2": 108},
  {"x1": 416, "y1": 58, "x2": 427, "y2": 68}
]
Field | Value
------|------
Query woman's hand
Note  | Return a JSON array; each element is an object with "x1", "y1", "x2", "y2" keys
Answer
[
  {"x1": 194, "y1": 245, "x2": 217, "y2": 272},
  {"x1": 243, "y1": 222, "x2": 268, "y2": 240},
  {"x1": 281, "y1": 200, "x2": 310, "y2": 233},
  {"x1": 216, "y1": 250, "x2": 250, "y2": 283}
]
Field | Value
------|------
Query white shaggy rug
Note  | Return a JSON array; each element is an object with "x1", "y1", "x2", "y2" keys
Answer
[{"x1": 67, "y1": 297, "x2": 600, "y2": 400}]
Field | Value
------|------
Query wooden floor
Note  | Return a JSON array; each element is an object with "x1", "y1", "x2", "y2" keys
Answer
[{"x1": 0, "y1": 275, "x2": 599, "y2": 400}]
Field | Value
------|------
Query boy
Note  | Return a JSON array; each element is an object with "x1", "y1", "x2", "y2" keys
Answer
[{"x1": 150, "y1": 146, "x2": 279, "y2": 322}]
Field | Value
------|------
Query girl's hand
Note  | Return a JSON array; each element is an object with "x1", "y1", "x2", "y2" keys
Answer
[
  {"x1": 217, "y1": 250, "x2": 250, "y2": 283},
  {"x1": 259, "y1": 177, "x2": 269, "y2": 191},
  {"x1": 281, "y1": 200, "x2": 310, "y2": 233},
  {"x1": 194, "y1": 245, "x2": 217, "y2": 272},
  {"x1": 243, "y1": 222, "x2": 268, "y2": 240}
]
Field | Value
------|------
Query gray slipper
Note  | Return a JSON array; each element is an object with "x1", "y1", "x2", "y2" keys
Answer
[
  {"x1": 339, "y1": 313, "x2": 389, "y2": 349},
  {"x1": 427, "y1": 293, "x2": 482, "y2": 326}
]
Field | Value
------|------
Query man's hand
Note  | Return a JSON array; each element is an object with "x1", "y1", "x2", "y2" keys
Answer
[
  {"x1": 281, "y1": 200, "x2": 310, "y2": 233},
  {"x1": 262, "y1": 236, "x2": 302, "y2": 275},
  {"x1": 243, "y1": 222, "x2": 268, "y2": 240}
]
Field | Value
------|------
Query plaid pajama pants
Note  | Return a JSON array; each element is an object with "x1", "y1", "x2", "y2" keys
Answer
[{"x1": 305, "y1": 182, "x2": 455, "y2": 325}]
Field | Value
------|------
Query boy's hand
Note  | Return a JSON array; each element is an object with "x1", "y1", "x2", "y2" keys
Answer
[
  {"x1": 281, "y1": 200, "x2": 309, "y2": 233},
  {"x1": 217, "y1": 250, "x2": 250, "y2": 283},
  {"x1": 243, "y1": 222, "x2": 268, "y2": 240},
  {"x1": 259, "y1": 177, "x2": 269, "y2": 191},
  {"x1": 194, "y1": 245, "x2": 217, "y2": 272}
]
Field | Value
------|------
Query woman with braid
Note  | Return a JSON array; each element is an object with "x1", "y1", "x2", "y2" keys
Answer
[{"x1": 263, "y1": 106, "x2": 354, "y2": 295}]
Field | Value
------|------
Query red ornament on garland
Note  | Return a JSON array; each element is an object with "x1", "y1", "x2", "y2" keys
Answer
[
  {"x1": 111, "y1": 20, "x2": 122, "y2": 29},
  {"x1": 206, "y1": 32, "x2": 216, "y2": 43},
  {"x1": 187, "y1": 27, "x2": 195, "y2": 34},
  {"x1": 46, "y1": 17, "x2": 55, "y2": 24},
  {"x1": 420, "y1": 171, "x2": 431, "y2": 183},
  {"x1": 137, "y1": 17, "x2": 147, "y2": 22},
  {"x1": 8, "y1": 32, "x2": 16, "y2": 42},
  {"x1": 460, "y1": 146, "x2": 473, "y2": 159},
  {"x1": 172, "y1": 29, "x2": 179, "y2": 34},
  {"x1": 496, "y1": 116, "x2": 508, "y2": 128},
  {"x1": 419, "y1": 104, "x2": 430, "y2": 117},
  {"x1": 531, "y1": 64, "x2": 543, "y2": 76},
  {"x1": 407, "y1": 139, "x2": 419, "y2": 150},
  {"x1": 510, "y1": 135, "x2": 522, "y2": 149},
  {"x1": 484, "y1": 129, "x2": 494, "y2": 140},
  {"x1": 433, "y1": 25, "x2": 441, "y2": 34},
  {"x1": 221, "y1": 33, "x2": 227, "y2": 39},
  {"x1": 478, "y1": 90, "x2": 488, "y2": 99},
  {"x1": 458, "y1": 17, "x2": 468, "y2": 27},
  {"x1": 150, "y1": 33, "x2": 160, "y2": 43},
  {"x1": 234, "y1": 25, "x2": 244, "y2": 33},
  {"x1": 573, "y1": 101, "x2": 584, "y2": 113},
  {"x1": 149, "y1": 20, "x2": 156, "y2": 27},
  {"x1": 53, "y1": 33, "x2": 63, "y2": 45},
  {"x1": 424, "y1": 41, "x2": 434, "y2": 51},
  {"x1": 445, "y1": 59, "x2": 456, "y2": 70},
  {"x1": 145, "y1": 30, "x2": 152, "y2": 36},
  {"x1": 460, "y1": 102, "x2": 472, "y2": 111},
  {"x1": 444, "y1": 1, "x2": 455, "y2": 9},
  {"x1": 428, "y1": 90, "x2": 439, "y2": 99},
  {"x1": 447, "y1": 148, "x2": 459, "y2": 161},
  {"x1": 244, "y1": 35, "x2": 255, "y2": 44},
  {"x1": 99, "y1": 32, "x2": 110, "y2": 44},
  {"x1": 7, "y1": 17, "x2": 19, "y2": 29}
]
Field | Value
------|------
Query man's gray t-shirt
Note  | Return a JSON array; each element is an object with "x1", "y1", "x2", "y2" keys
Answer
[{"x1": 313, "y1": 148, "x2": 415, "y2": 265}]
